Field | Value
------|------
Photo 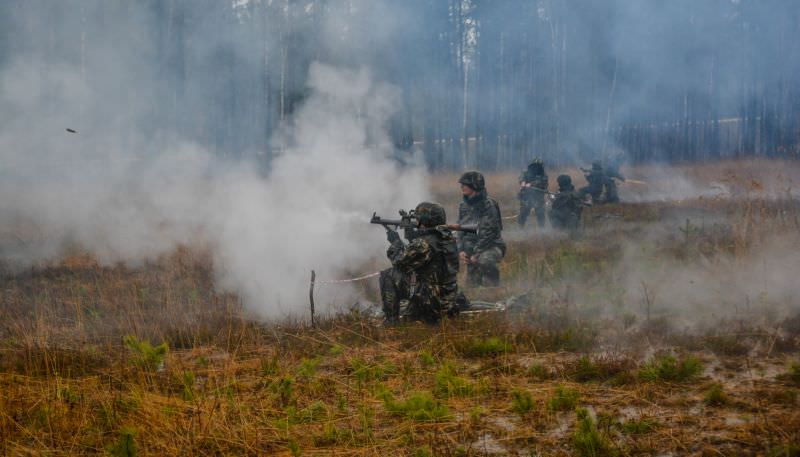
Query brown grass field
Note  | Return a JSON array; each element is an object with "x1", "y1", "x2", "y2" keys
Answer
[{"x1": 1, "y1": 159, "x2": 800, "y2": 456}]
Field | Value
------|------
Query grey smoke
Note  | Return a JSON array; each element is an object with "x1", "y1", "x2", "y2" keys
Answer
[{"x1": 0, "y1": 58, "x2": 427, "y2": 318}]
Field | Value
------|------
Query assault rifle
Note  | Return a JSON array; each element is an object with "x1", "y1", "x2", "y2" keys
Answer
[
  {"x1": 518, "y1": 184, "x2": 556, "y2": 197},
  {"x1": 370, "y1": 210, "x2": 478, "y2": 234}
]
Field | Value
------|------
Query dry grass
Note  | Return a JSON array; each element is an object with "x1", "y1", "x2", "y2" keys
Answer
[{"x1": 1, "y1": 159, "x2": 800, "y2": 455}]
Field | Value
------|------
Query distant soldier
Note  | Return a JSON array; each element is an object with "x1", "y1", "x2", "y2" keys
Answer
[
  {"x1": 457, "y1": 171, "x2": 506, "y2": 287},
  {"x1": 379, "y1": 202, "x2": 461, "y2": 324},
  {"x1": 549, "y1": 175, "x2": 584, "y2": 232},
  {"x1": 603, "y1": 162, "x2": 625, "y2": 204},
  {"x1": 579, "y1": 161, "x2": 606, "y2": 202},
  {"x1": 517, "y1": 158, "x2": 549, "y2": 229}
]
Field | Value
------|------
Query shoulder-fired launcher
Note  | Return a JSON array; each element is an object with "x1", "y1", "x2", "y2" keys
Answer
[{"x1": 370, "y1": 210, "x2": 477, "y2": 234}]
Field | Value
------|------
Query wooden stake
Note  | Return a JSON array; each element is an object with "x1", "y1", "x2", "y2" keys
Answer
[{"x1": 309, "y1": 270, "x2": 316, "y2": 328}]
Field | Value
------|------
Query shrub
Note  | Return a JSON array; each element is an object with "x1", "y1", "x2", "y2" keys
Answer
[
  {"x1": 435, "y1": 362, "x2": 474, "y2": 397},
  {"x1": 638, "y1": 355, "x2": 702, "y2": 382},
  {"x1": 418, "y1": 350, "x2": 436, "y2": 367},
  {"x1": 621, "y1": 418, "x2": 658, "y2": 435},
  {"x1": 108, "y1": 427, "x2": 138, "y2": 457},
  {"x1": 181, "y1": 371, "x2": 196, "y2": 401},
  {"x1": 791, "y1": 363, "x2": 800, "y2": 382},
  {"x1": 458, "y1": 337, "x2": 510, "y2": 358},
  {"x1": 527, "y1": 362, "x2": 549, "y2": 380},
  {"x1": 704, "y1": 384, "x2": 728, "y2": 406},
  {"x1": 382, "y1": 391, "x2": 450, "y2": 422},
  {"x1": 547, "y1": 386, "x2": 580, "y2": 411},
  {"x1": 123, "y1": 336, "x2": 167, "y2": 371},
  {"x1": 511, "y1": 389, "x2": 535, "y2": 416},
  {"x1": 572, "y1": 408, "x2": 614, "y2": 457}
]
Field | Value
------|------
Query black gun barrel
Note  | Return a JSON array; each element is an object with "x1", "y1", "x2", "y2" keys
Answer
[
  {"x1": 371, "y1": 213, "x2": 411, "y2": 227},
  {"x1": 448, "y1": 224, "x2": 478, "y2": 234}
]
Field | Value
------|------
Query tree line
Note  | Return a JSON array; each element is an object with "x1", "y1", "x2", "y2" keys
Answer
[{"x1": 3, "y1": 0, "x2": 798, "y2": 169}]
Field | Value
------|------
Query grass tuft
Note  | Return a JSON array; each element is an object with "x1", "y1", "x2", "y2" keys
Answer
[
  {"x1": 547, "y1": 386, "x2": 580, "y2": 411},
  {"x1": 638, "y1": 355, "x2": 702, "y2": 382},
  {"x1": 621, "y1": 418, "x2": 659, "y2": 435},
  {"x1": 458, "y1": 337, "x2": 511, "y2": 358},
  {"x1": 434, "y1": 362, "x2": 474, "y2": 397},
  {"x1": 704, "y1": 383, "x2": 728, "y2": 406},
  {"x1": 510, "y1": 389, "x2": 535, "y2": 416},
  {"x1": 382, "y1": 391, "x2": 450, "y2": 422},
  {"x1": 572, "y1": 408, "x2": 614, "y2": 457},
  {"x1": 122, "y1": 336, "x2": 168, "y2": 371},
  {"x1": 108, "y1": 427, "x2": 138, "y2": 457}
]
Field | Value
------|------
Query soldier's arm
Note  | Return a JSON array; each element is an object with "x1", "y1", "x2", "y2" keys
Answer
[
  {"x1": 386, "y1": 238, "x2": 405, "y2": 262},
  {"x1": 393, "y1": 238, "x2": 432, "y2": 271},
  {"x1": 456, "y1": 203, "x2": 466, "y2": 253},
  {"x1": 475, "y1": 202, "x2": 501, "y2": 253}
]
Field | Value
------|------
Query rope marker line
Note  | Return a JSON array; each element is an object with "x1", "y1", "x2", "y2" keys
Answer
[{"x1": 315, "y1": 271, "x2": 381, "y2": 285}]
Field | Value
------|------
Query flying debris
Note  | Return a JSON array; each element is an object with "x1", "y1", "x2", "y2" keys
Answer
[{"x1": 66, "y1": 128, "x2": 77, "y2": 133}]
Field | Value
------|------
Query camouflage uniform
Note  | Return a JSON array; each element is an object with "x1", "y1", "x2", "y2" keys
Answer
[
  {"x1": 549, "y1": 174, "x2": 583, "y2": 232},
  {"x1": 517, "y1": 159, "x2": 549, "y2": 228},
  {"x1": 457, "y1": 172, "x2": 506, "y2": 287},
  {"x1": 579, "y1": 161, "x2": 605, "y2": 202},
  {"x1": 580, "y1": 161, "x2": 625, "y2": 204},
  {"x1": 380, "y1": 202, "x2": 461, "y2": 324},
  {"x1": 603, "y1": 164, "x2": 625, "y2": 204}
]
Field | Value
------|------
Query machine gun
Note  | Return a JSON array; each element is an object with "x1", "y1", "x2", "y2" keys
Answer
[{"x1": 371, "y1": 210, "x2": 478, "y2": 234}]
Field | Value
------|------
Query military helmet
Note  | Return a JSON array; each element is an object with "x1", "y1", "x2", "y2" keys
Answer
[
  {"x1": 458, "y1": 171, "x2": 485, "y2": 191},
  {"x1": 415, "y1": 202, "x2": 446, "y2": 226},
  {"x1": 591, "y1": 161, "x2": 602, "y2": 170},
  {"x1": 528, "y1": 157, "x2": 544, "y2": 167},
  {"x1": 557, "y1": 174, "x2": 573, "y2": 189}
]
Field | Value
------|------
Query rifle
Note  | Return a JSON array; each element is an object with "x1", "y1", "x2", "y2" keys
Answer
[
  {"x1": 370, "y1": 210, "x2": 478, "y2": 234},
  {"x1": 519, "y1": 185, "x2": 556, "y2": 197}
]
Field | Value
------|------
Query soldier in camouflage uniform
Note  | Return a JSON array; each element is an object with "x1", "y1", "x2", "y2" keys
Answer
[
  {"x1": 379, "y1": 202, "x2": 461, "y2": 324},
  {"x1": 549, "y1": 174, "x2": 584, "y2": 232},
  {"x1": 517, "y1": 158, "x2": 549, "y2": 229},
  {"x1": 579, "y1": 161, "x2": 605, "y2": 203},
  {"x1": 580, "y1": 161, "x2": 625, "y2": 204},
  {"x1": 603, "y1": 162, "x2": 625, "y2": 204},
  {"x1": 457, "y1": 171, "x2": 506, "y2": 287}
]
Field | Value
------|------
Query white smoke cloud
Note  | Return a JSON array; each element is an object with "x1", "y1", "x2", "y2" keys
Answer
[{"x1": 0, "y1": 60, "x2": 428, "y2": 319}]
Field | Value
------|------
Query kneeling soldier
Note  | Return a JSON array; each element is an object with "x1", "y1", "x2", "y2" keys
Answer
[
  {"x1": 379, "y1": 202, "x2": 461, "y2": 324},
  {"x1": 549, "y1": 175, "x2": 584, "y2": 232}
]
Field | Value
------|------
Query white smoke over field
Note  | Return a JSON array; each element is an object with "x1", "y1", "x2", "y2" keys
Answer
[{"x1": 0, "y1": 61, "x2": 427, "y2": 318}]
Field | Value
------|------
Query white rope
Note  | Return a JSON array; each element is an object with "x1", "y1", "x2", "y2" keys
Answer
[{"x1": 315, "y1": 271, "x2": 381, "y2": 285}]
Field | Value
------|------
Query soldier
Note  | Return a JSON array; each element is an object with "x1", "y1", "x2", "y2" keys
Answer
[
  {"x1": 549, "y1": 174, "x2": 584, "y2": 232},
  {"x1": 579, "y1": 161, "x2": 605, "y2": 203},
  {"x1": 603, "y1": 162, "x2": 625, "y2": 204},
  {"x1": 379, "y1": 202, "x2": 461, "y2": 324},
  {"x1": 457, "y1": 171, "x2": 506, "y2": 287},
  {"x1": 517, "y1": 158, "x2": 549, "y2": 229}
]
